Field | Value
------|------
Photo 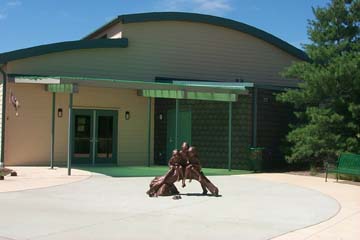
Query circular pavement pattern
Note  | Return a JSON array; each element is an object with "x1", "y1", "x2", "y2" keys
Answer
[{"x1": 0, "y1": 174, "x2": 339, "y2": 240}]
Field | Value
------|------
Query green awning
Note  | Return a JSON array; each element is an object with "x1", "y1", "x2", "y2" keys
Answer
[
  {"x1": 139, "y1": 89, "x2": 237, "y2": 102},
  {"x1": 140, "y1": 89, "x2": 185, "y2": 99},
  {"x1": 186, "y1": 91, "x2": 237, "y2": 102},
  {"x1": 46, "y1": 84, "x2": 79, "y2": 93},
  {"x1": 10, "y1": 74, "x2": 253, "y2": 102}
]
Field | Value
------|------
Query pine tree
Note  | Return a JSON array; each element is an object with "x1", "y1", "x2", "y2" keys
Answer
[{"x1": 277, "y1": 0, "x2": 360, "y2": 165}]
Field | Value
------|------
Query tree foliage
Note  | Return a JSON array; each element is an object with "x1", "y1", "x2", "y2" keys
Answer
[{"x1": 277, "y1": 0, "x2": 360, "y2": 164}]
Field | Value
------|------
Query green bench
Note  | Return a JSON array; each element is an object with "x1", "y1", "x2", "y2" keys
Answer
[{"x1": 325, "y1": 153, "x2": 360, "y2": 182}]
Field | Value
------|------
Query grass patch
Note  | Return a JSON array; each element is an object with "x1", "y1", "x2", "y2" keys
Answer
[{"x1": 76, "y1": 165, "x2": 252, "y2": 178}]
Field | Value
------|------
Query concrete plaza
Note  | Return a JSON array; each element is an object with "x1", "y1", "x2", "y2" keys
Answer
[{"x1": 0, "y1": 167, "x2": 358, "y2": 240}]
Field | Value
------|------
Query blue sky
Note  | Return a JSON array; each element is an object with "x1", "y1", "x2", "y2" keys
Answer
[{"x1": 0, "y1": 0, "x2": 329, "y2": 53}]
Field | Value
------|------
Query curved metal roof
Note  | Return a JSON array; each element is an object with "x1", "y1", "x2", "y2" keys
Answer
[{"x1": 83, "y1": 12, "x2": 308, "y2": 61}]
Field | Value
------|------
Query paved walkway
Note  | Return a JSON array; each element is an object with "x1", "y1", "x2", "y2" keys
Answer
[
  {"x1": 248, "y1": 173, "x2": 360, "y2": 240},
  {"x1": 0, "y1": 167, "x2": 348, "y2": 240},
  {"x1": 0, "y1": 167, "x2": 91, "y2": 193}
]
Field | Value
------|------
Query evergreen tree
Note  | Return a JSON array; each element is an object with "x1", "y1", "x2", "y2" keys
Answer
[{"x1": 277, "y1": 0, "x2": 360, "y2": 165}]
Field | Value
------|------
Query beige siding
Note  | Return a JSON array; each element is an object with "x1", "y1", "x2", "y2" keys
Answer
[
  {"x1": 5, "y1": 83, "x2": 154, "y2": 166},
  {"x1": 5, "y1": 83, "x2": 52, "y2": 165},
  {"x1": 7, "y1": 21, "x2": 300, "y2": 86}
]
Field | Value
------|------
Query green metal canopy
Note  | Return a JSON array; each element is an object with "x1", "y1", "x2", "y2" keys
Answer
[{"x1": 10, "y1": 74, "x2": 252, "y2": 102}]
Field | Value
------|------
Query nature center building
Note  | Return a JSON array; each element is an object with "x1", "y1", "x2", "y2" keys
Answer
[{"x1": 0, "y1": 12, "x2": 308, "y2": 171}]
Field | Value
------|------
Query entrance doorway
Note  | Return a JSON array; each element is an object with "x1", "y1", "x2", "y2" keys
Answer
[
  {"x1": 166, "y1": 109, "x2": 192, "y2": 159},
  {"x1": 72, "y1": 109, "x2": 118, "y2": 165}
]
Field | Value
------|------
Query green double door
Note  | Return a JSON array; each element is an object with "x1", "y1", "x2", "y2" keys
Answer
[
  {"x1": 72, "y1": 109, "x2": 118, "y2": 165},
  {"x1": 166, "y1": 109, "x2": 192, "y2": 159}
]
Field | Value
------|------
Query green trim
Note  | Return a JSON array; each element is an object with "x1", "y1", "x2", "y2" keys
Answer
[
  {"x1": 83, "y1": 12, "x2": 308, "y2": 61},
  {"x1": 0, "y1": 39, "x2": 128, "y2": 64},
  {"x1": 46, "y1": 84, "x2": 78, "y2": 93}
]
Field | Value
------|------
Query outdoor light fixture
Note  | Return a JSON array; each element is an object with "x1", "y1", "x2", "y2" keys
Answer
[
  {"x1": 125, "y1": 111, "x2": 130, "y2": 120},
  {"x1": 57, "y1": 108, "x2": 63, "y2": 118},
  {"x1": 159, "y1": 113, "x2": 163, "y2": 120}
]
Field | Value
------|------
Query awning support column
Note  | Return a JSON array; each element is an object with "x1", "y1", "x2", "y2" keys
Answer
[
  {"x1": 50, "y1": 92, "x2": 56, "y2": 169},
  {"x1": 147, "y1": 97, "x2": 151, "y2": 167},
  {"x1": 67, "y1": 93, "x2": 73, "y2": 176},
  {"x1": 0, "y1": 69, "x2": 7, "y2": 168},
  {"x1": 228, "y1": 101, "x2": 232, "y2": 171},
  {"x1": 252, "y1": 88, "x2": 258, "y2": 147},
  {"x1": 175, "y1": 98, "x2": 179, "y2": 149}
]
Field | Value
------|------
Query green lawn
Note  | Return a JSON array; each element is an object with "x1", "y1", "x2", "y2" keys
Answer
[{"x1": 76, "y1": 165, "x2": 252, "y2": 177}]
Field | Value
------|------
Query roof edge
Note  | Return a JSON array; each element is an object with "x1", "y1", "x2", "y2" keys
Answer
[
  {"x1": 0, "y1": 38, "x2": 128, "y2": 64},
  {"x1": 82, "y1": 12, "x2": 309, "y2": 61}
]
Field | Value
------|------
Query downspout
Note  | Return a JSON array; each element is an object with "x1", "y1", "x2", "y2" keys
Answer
[{"x1": 0, "y1": 65, "x2": 7, "y2": 168}]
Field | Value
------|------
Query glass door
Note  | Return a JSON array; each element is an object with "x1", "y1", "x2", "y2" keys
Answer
[
  {"x1": 95, "y1": 110, "x2": 118, "y2": 164},
  {"x1": 72, "y1": 109, "x2": 118, "y2": 165},
  {"x1": 73, "y1": 109, "x2": 93, "y2": 164}
]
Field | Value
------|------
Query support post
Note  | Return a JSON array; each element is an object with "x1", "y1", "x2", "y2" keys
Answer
[
  {"x1": 252, "y1": 88, "x2": 258, "y2": 147},
  {"x1": 147, "y1": 97, "x2": 151, "y2": 167},
  {"x1": 175, "y1": 98, "x2": 179, "y2": 149},
  {"x1": 228, "y1": 101, "x2": 232, "y2": 171},
  {"x1": 0, "y1": 68, "x2": 7, "y2": 168},
  {"x1": 50, "y1": 92, "x2": 56, "y2": 169},
  {"x1": 67, "y1": 93, "x2": 73, "y2": 176},
  {"x1": 92, "y1": 110, "x2": 96, "y2": 166}
]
